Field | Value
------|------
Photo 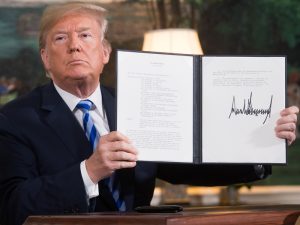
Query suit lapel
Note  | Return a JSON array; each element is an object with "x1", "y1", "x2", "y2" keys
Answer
[
  {"x1": 98, "y1": 86, "x2": 119, "y2": 210},
  {"x1": 119, "y1": 168, "x2": 135, "y2": 211},
  {"x1": 101, "y1": 86, "x2": 135, "y2": 211},
  {"x1": 40, "y1": 83, "x2": 92, "y2": 160},
  {"x1": 101, "y1": 86, "x2": 116, "y2": 131}
]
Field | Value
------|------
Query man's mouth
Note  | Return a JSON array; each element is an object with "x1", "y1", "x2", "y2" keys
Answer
[{"x1": 68, "y1": 59, "x2": 87, "y2": 65}]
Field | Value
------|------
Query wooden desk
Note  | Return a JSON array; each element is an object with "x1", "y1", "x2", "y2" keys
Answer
[{"x1": 24, "y1": 205, "x2": 300, "y2": 225}]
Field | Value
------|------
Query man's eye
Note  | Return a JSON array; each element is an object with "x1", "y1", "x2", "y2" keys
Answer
[
  {"x1": 54, "y1": 36, "x2": 66, "y2": 42},
  {"x1": 80, "y1": 33, "x2": 92, "y2": 39}
]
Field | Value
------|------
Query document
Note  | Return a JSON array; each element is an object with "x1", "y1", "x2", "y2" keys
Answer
[
  {"x1": 117, "y1": 50, "x2": 286, "y2": 164},
  {"x1": 117, "y1": 51, "x2": 194, "y2": 162},
  {"x1": 202, "y1": 57, "x2": 286, "y2": 163}
]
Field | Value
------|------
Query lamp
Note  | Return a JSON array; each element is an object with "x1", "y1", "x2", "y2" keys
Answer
[{"x1": 142, "y1": 28, "x2": 203, "y2": 55}]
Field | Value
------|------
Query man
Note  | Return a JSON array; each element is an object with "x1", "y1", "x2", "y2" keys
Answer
[{"x1": 0, "y1": 2, "x2": 298, "y2": 225}]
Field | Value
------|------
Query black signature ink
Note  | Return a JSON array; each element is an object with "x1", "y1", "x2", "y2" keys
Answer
[{"x1": 228, "y1": 92, "x2": 273, "y2": 124}]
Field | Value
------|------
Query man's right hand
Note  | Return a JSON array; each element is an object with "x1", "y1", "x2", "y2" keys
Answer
[{"x1": 85, "y1": 131, "x2": 138, "y2": 183}]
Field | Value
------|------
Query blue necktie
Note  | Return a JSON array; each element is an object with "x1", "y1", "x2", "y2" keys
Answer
[
  {"x1": 76, "y1": 100, "x2": 100, "y2": 150},
  {"x1": 76, "y1": 100, "x2": 126, "y2": 211}
]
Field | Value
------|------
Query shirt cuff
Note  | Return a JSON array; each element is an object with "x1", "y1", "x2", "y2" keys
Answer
[{"x1": 80, "y1": 160, "x2": 99, "y2": 199}]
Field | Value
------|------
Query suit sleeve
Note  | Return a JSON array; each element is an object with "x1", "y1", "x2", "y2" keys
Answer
[
  {"x1": 0, "y1": 114, "x2": 89, "y2": 225},
  {"x1": 157, "y1": 163, "x2": 271, "y2": 186}
]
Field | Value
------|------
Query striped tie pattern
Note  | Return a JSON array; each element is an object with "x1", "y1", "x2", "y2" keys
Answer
[
  {"x1": 76, "y1": 100, "x2": 126, "y2": 211},
  {"x1": 76, "y1": 100, "x2": 100, "y2": 150},
  {"x1": 104, "y1": 173, "x2": 126, "y2": 211}
]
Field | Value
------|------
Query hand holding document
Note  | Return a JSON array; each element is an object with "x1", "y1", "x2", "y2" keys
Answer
[{"x1": 117, "y1": 50, "x2": 286, "y2": 164}]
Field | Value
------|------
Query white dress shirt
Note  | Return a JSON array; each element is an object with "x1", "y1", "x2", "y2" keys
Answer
[{"x1": 53, "y1": 83, "x2": 110, "y2": 200}]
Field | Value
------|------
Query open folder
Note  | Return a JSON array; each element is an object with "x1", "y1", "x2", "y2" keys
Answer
[{"x1": 116, "y1": 50, "x2": 286, "y2": 164}]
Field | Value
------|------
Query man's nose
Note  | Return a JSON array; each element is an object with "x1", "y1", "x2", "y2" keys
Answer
[{"x1": 68, "y1": 35, "x2": 81, "y2": 53}]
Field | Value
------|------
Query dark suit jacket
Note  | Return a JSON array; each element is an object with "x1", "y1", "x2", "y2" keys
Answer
[{"x1": 0, "y1": 82, "x2": 270, "y2": 225}]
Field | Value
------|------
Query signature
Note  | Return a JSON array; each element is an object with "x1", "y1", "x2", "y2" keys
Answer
[{"x1": 228, "y1": 92, "x2": 273, "y2": 124}]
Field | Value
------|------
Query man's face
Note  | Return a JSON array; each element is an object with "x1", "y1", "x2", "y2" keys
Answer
[{"x1": 41, "y1": 14, "x2": 109, "y2": 89}]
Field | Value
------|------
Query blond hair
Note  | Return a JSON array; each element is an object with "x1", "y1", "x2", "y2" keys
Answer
[{"x1": 39, "y1": 2, "x2": 110, "y2": 50}]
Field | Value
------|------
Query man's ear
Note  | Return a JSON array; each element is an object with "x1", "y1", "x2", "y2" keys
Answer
[
  {"x1": 41, "y1": 48, "x2": 50, "y2": 70},
  {"x1": 102, "y1": 47, "x2": 110, "y2": 64},
  {"x1": 102, "y1": 39, "x2": 111, "y2": 64}
]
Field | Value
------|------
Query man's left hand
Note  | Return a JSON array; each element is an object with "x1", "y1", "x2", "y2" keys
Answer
[{"x1": 275, "y1": 106, "x2": 299, "y2": 145}]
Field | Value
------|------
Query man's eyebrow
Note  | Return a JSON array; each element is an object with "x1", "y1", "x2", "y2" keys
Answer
[
  {"x1": 52, "y1": 27, "x2": 91, "y2": 35},
  {"x1": 76, "y1": 27, "x2": 91, "y2": 32},
  {"x1": 52, "y1": 30, "x2": 68, "y2": 35}
]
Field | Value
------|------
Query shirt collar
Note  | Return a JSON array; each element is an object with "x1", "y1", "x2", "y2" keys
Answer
[{"x1": 53, "y1": 82, "x2": 103, "y2": 115}]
